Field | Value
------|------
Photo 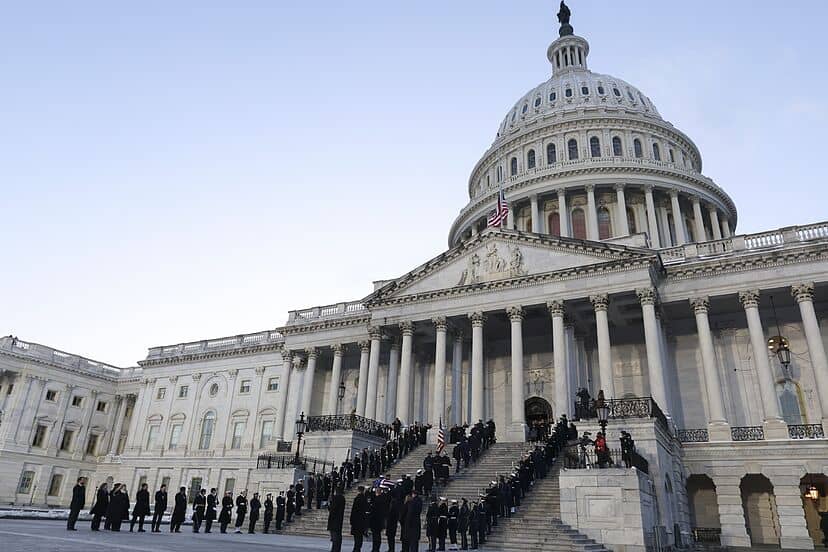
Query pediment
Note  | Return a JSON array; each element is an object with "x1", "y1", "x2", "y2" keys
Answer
[{"x1": 368, "y1": 229, "x2": 656, "y2": 303}]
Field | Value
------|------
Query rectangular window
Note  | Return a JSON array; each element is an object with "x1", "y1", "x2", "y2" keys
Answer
[
  {"x1": 267, "y1": 377, "x2": 278, "y2": 392},
  {"x1": 60, "y1": 429, "x2": 74, "y2": 452},
  {"x1": 178, "y1": 385, "x2": 189, "y2": 398},
  {"x1": 224, "y1": 478, "x2": 235, "y2": 495},
  {"x1": 45, "y1": 389, "x2": 57, "y2": 402},
  {"x1": 17, "y1": 471, "x2": 35, "y2": 494},
  {"x1": 156, "y1": 388, "x2": 166, "y2": 400},
  {"x1": 168, "y1": 424, "x2": 182, "y2": 449},
  {"x1": 189, "y1": 477, "x2": 202, "y2": 504},
  {"x1": 85, "y1": 434, "x2": 99, "y2": 455},
  {"x1": 146, "y1": 425, "x2": 159, "y2": 449},
  {"x1": 231, "y1": 422, "x2": 245, "y2": 449},
  {"x1": 71, "y1": 395, "x2": 83, "y2": 407},
  {"x1": 161, "y1": 476, "x2": 171, "y2": 490},
  {"x1": 239, "y1": 380, "x2": 251, "y2": 394},
  {"x1": 32, "y1": 424, "x2": 48, "y2": 448},
  {"x1": 47, "y1": 473, "x2": 63, "y2": 496},
  {"x1": 260, "y1": 420, "x2": 274, "y2": 448},
  {"x1": 96, "y1": 401, "x2": 107, "y2": 413},
  {"x1": 7, "y1": 383, "x2": 14, "y2": 395}
]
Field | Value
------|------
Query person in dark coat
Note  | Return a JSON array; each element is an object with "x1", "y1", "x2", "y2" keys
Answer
[
  {"x1": 151, "y1": 484, "x2": 167, "y2": 532},
  {"x1": 104, "y1": 483, "x2": 121, "y2": 530},
  {"x1": 286, "y1": 485, "x2": 296, "y2": 522},
  {"x1": 275, "y1": 491, "x2": 286, "y2": 530},
  {"x1": 458, "y1": 498, "x2": 470, "y2": 550},
  {"x1": 129, "y1": 483, "x2": 150, "y2": 532},
  {"x1": 386, "y1": 490, "x2": 401, "y2": 552},
  {"x1": 447, "y1": 499, "x2": 459, "y2": 548},
  {"x1": 193, "y1": 488, "x2": 206, "y2": 532},
  {"x1": 248, "y1": 492, "x2": 261, "y2": 534},
  {"x1": 109, "y1": 485, "x2": 129, "y2": 532},
  {"x1": 218, "y1": 491, "x2": 233, "y2": 533},
  {"x1": 468, "y1": 500, "x2": 479, "y2": 550},
  {"x1": 405, "y1": 490, "x2": 423, "y2": 552},
  {"x1": 234, "y1": 490, "x2": 248, "y2": 533},
  {"x1": 205, "y1": 488, "x2": 217, "y2": 533},
  {"x1": 170, "y1": 487, "x2": 187, "y2": 533},
  {"x1": 350, "y1": 486, "x2": 369, "y2": 552},
  {"x1": 67, "y1": 477, "x2": 86, "y2": 531},
  {"x1": 328, "y1": 486, "x2": 346, "y2": 552},
  {"x1": 369, "y1": 488, "x2": 387, "y2": 552},
  {"x1": 263, "y1": 493, "x2": 273, "y2": 533},
  {"x1": 437, "y1": 498, "x2": 448, "y2": 551},
  {"x1": 426, "y1": 498, "x2": 439, "y2": 552},
  {"x1": 90, "y1": 483, "x2": 109, "y2": 531}
]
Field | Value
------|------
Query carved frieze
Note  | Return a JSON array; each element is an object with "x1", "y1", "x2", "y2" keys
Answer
[{"x1": 456, "y1": 243, "x2": 527, "y2": 286}]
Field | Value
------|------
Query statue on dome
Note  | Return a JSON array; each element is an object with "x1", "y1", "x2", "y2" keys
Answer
[{"x1": 557, "y1": 1, "x2": 574, "y2": 36}]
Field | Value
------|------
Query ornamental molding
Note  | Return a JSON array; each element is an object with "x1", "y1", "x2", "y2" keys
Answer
[
  {"x1": 738, "y1": 290, "x2": 760, "y2": 309},
  {"x1": 547, "y1": 300, "x2": 565, "y2": 317},
  {"x1": 665, "y1": 246, "x2": 828, "y2": 282},
  {"x1": 456, "y1": 243, "x2": 527, "y2": 286},
  {"x1": 636, "y1": 287, "x2": 658, "y2": 306},
  {"x1": 506, "y1": 306, "x2": 524, "y2": 322},
  {"x1": 138, "y1": 341, "x2": 283, "y2": 367},
  {"x1": 432, "y1": 316, "x2": 448, "y2": 331},
  {"x1": 279, "y1": 314, "x2": 372, "y2": 336},
  {"x1": 0, "y1": 350, "x2": 123, "y2": 383},
  {"x1": 590, "y1": 293, "x2": 609, "y2": 311},
  {"x1": 690, "y1": 296, "x2": 710, "y2": 314},
  {"x1": 791, "y1": 282, "x2": 815, "y2": 303}
]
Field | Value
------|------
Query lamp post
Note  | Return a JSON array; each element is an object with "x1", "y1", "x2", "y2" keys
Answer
[
  {"x1": 294, "y1": 412, "x2": 307, "y2": 466},
  {"x1": 768, "y1": 295, "x2": 792, "y2": 379},
  {"x1": 594, "y1": 390, "x2": 610, "y2": 434},
  {"x1": 337, "y1": 381, "x2": 345, "y2": 415}
]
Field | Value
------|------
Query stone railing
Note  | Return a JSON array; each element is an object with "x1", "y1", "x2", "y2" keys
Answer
[
  {"x1": 286, "y1": 300, "x2": 367, "y2": 326},
  {"x1": 562, "y1": 444, "x2": 649, "y2": 474},
  {"x1": 788, "y1": 424, "x2": 825, "y2": 439},
  {"x1": 145, "y1": 330, "x2": 284, "y2": 361},
  {"x1": 659, "y1": 221, "x2": 828, "y2": 266},
  {"x1": 676, "y1": 428, "x2": 710, "y2": 443},
  {"x1": 306, "y1": 414, "x2": 391, "y2": 440},
  {"x1": 256, "y1": 453, "x2": 334, "y2": 473},
  {"x1": 573, "y1": 396, "x2": 669, "y2": 434},
  {"x1": 0, "y1": 336, "x2": 125, "y2": 378},
  {"x1": 731, "y1": 426, "x2": 765, "y2": 441}
]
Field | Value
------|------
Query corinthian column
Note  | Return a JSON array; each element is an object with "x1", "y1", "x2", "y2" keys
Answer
[
  {"x1": 557, "y1": 188, "x2": 570, "y2": 237},
  {"x1": 637, "y1": 288, "x2": 669, "y2": 417},
  {"x1": 327, "y1": 344, "x2": 344, "y2": 415},
  {"x1": 792, "y1": 283, "x2": 828, "y2": 426},
  {"x1": 690, "y1": 297, "x2": 729, "y2": 440},
  {"x1": 615, "y1": 184, "x2": 629, "y2": 236},
  {"x1": 469, "y1": 312, "x2": 486, "y2": 423},
  {"x1": 385, "y1": 339, "x2": 400, "y2": 422},
  {"x1": 590, "y1": 294, "x2": 614, "y2": 398},
  {"x1": 274, "y1": 350, "x2": 293, "y2": 440},
  {"x1": 506, "y1": 306, "x2": 526, "y2": 441},
  {"x1": 585, "y1": 185, "x2": 599, "y2": 240},
  {"x1": 432, "y1": 317, "x2": 448, "y2": 427},
  {"x1": 548, "y1": 300, "x2": 568, "y2": 418},
  {"x1": 708, "y1": 205, "x2": 722, "y2": 240},
  {"x1": 301, "y1": 348, "x2": 318, "y2": 418},
  {"x1": 451, "y1": 331, "x2": 463, "y2": 426},
  {"x1": 365, "y1": 327, "x2": 382, "y2": 420},
  {"x1": 691, "y1": 196, "x2": 706, "y2": 242},
  {"x1": 356, "y1": 341, "x2": 370, "y2": 417},
  {"x1": 396, "y1": 322, "x2": 414, "y2": 424},
  {"x1": 644, "y1": 185, "x2": 660, "y2": 248},
  {"x1": 669, "y1": 189, "x2": 687, "y2": 245}
]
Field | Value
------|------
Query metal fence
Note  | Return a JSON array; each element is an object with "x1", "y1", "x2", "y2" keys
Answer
[
  {"x1": 256, "y1": 453, "x2": 334, "y2": 473},
  {"x1": 562, "y1": 444, "x2": 649, "y2": 474},
  {"x1": 788, "y1": 424, "x2": 825, "y2": 439},
  {"x1": 306, "y1": 414, "x2": 391, "y2": 440},
  {"x1": 573, "y1": 396, "x2": 669, "y2": 434}
]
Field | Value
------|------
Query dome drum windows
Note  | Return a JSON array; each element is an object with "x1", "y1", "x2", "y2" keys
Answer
[
  {"x1": 597, "y1": 85, "x2": 605, "y2": 95},
  {"x1": 653, "y1": 143, "x2": 661, "y2": 161},
  {"x1": 597, "y1": 207, "x2": 612, "y2": 240},
  {"x1": 549, "y1": 91, "x2": 557, "y2": 102},
  {"x1": 527, "y1": 149, "x2": 536, "y2": 169},
  {"x1": 534, "y1": 97, "x2": 542, "y2": 108},
  {"x1": 613, "y1": 87, "x2": 621, "y2": 97},
  {"x1": 565, "y1": 87, "x2": 573, "y2": 98},
  {"x1": 581, "y1": 86, "x2": 590, "y2": 95},
  {"x1": 547, "y1": 143, "x2": 557, "y2": 164},
  {"x1": 567, "y1": 138, "x2": 579, "y2": 160},
  {"x1": 633, "y1": 138, "x2": 643, "y2": 158},
  {"x1": 510, "y1": 157, "x2": 518, "y2": 176},
  {"x1": 522, "y1": 103, "x2": 528, "y2": 114},
  {"x1": 612, "y1": 136, "x2": 623, "y2": 156},
  {"x1": 590, "y1": 136, "x2": 601, "y2": 158}
]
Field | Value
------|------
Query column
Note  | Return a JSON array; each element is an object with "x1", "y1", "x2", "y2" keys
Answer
[
  {"x1": 738, "y1": 290, "x2": 786, "y2": 437},
  {"x1": 585, "y1": 184, "x2": 599, "y2": 240},
  {"x1": 385, "y1": 339, "x2": 400, "y2": 422},
  {"x1": 637, "y1": 288, "x2": 670, "y2": 417},
  {"x1": 557, "y1": 188, "x2": 570, "y2": 237},
  {"x1": 530, "y1": 195, "x2": 540, "y2": 233},
  {"x1": 107, "y1": 395, "x2": 126, "y2": 455},
  {"x1": 396, "y1": 322, "x2": 414, "y2": 424},
  {"x1": 506, "y1": 306, "x2": 526, "y2": 441},
  {"x1": 644, "y1": 185, "x2": 661, "y2": 248},
  {"x1": 469, "y1": 312, "x2": 485, "y2": 423},
  {"x1": 657, "y1": 203, "x2": 673, "y2": 247},
  {"x1": 712, "y1": 474, "x2": 751, "y2": 548},
  {"x1": 766, "y1": 472, "x2": 816, "y2": 549},
  {"x1": 792, "y1": 283, "x2": 828, "y2": 425},
  {"x1": 300, "y1": 348, "x2": 318, "y2": 419},
  {"x1": 451, "y1": 331, "x2": 463, "y2": 426},
  {"x1": 689, "y1": 297, "x2": 730, "y2": 439},
  {"x1": 669, "y1": 188, "x2": 687, "y2": 245},
  {"x1": 721, "y1": 217, "x2": 732, "y2": 238},
  {"x1": 708, "y1": 205, "x2": 722, "y2": 240},
  {"x1": 365, "y1": 327, "x2": 382, "y2": 420},
  {"x1": 614, "y1": 184, "x2": 630, "y2": 236},
  {"x1": 274, "y1": 351, "x2": 293, "y2": 440},
  {"x1": 327, "y1": 344, "x2": 344, "y2": 415},
  {"x1": 691, "y1": 197, "x2": 706, "y2": 242},
  {"x1": 432, "y1": 317, "x2": 448, "y2": 428},
  {"x1": 590, "y1": 294, "x2": 615, "y2": 398},
  {"x1": 548, "y1": 300, "x2": 569, "y2": 418},
  {"x1": 355, "y1": 340, "x2": 370, "y2": 417}
]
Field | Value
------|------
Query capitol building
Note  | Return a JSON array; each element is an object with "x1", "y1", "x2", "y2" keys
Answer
[{"x1": 2, "y1": 5, "x2": 828, "y2": 551}]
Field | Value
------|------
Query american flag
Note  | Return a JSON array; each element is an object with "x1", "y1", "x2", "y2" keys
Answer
[
  {"x1": 373, "y1": 476, "x2": 394, "y2": 491},
  {"x1": 486, "y1": 187, "x2": 509, "y2": 228},
  {"x1": 436, "y1": 419, "x2": 446, "y2": 455}
]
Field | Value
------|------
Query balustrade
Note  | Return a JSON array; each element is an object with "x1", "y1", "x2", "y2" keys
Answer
[
  {"x1": 788, "y1": 423, "x2": 825, "y2": 439},
  {"x1": 573, "y1": 396, "x2": 669, "y2": 434},
  {"x1": 730, "y1": 426, "x2": 764, "y2": 441},
  {"x1": 256, "y1": 453, "x2": 334, "y2": 473},
  {"x1": 306, "y1": 414, "x2": 391, "y2": 440},
  {"x1": 676, "y1": 428, "x2": 709, "y2": 443}
]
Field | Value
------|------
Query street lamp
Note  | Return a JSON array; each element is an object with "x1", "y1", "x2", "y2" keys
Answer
[
  {"x1": 768, "y1": 295, "x2": 792, "y2": 378},
  {"x1": 294, "y1": 412, "x2": 307, "y2": 465},
  {"x1": 594, "y1": 390, "x2": 610, "y2": 434},
  {"x1": 337, "y1": 381, "x2": 346, "y2": 414}
]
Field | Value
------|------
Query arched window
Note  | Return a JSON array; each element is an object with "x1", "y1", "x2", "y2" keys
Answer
[
  {"x1": 534, "y1": 97, "x2": 541, "y2": 108},
  {"x1": 199, "y1": 411, "x2": 216, "y2": 450},
  {"x1": 778, "y1": 381, "x2": 804, "y2": 424},
  {"x1": 522, "y1": 103, "x2": 528, "y2": 114},
  {"x1": 597, "y1": 85, "x2": 605, "y2": 95},
  {"x1": 669, "y1": 149, "x2": 675, "y2": 163},
  {"x1": 613, "y1": 87, "x2": 621, "y2": 97},
  {"x1": 590, "y1": 136, "x2": 601, "y2": 158},
  {"x1": 581, "y1": 86, "x2": 589, "y2": 95},
  {"x1": 527, "y1": 149, "x2": 536, "y2": 169},
  {"x1": 572, "y1": 209, "x2": 587, "y2": 239},
  {"x1": 626, "y1": 207, "x2": 637, "y2": 234},
  {"x1": 548, "y1": 212, "x2": 561, "y2": 237},
  {"x1": 597, "y1": 208, "x2": 611, "y2": 239},
  {"x1": 565, "y1": 87, "x2": 573, "y2": 98},
  {"x1": 567, "y1": 139, "x2": 579, "y2": 160},
  {"x1": 549, "y1": 91, "x2": 557, "y2": 102},
  {"x1": 653, "y1": 143, "x2": 661, "y2": 161},
  {"x1": 510, "y1": 157, "x2": 518, "y2": 176},
  {"x1": 547, "y1": 143, "x2": 557, "y2": 164},
  {"x1": 633, "y1": 138, "x2": 643, "y2": 158},
  {"x1": 612, "y1": 136, "x2": 622, "y2": 156}
]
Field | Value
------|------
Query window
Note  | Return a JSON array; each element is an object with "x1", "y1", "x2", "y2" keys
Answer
[
  {"x1": 567, "y1": 139, "x2": 578, "y2": 160},
  {"x1": 60, "y1": 429, "x2": 74, "y2": 452},
  {"x1": 669, "y1": 149, "x2": 675, "y2": 163},
  {"x1": 510, "y1": 111, "x2": 516, "y2": 123},
  {"x1": 571, "y1": 209, "x2": 587, "y2": 240},
  {"x1": 208, "y1": 383, "x2": 219, "y2": 396},
  {"x1": 267, "y1": 378, "x2": 278, "y2": 392},
  {"x1": 627, "y1": 207, "x2": 637, "y2": 234},
  {"x1": 231, "y1": 422, "x2": 245, "y2": 449},
  {"x1": 199, "y1": 412, "x2": 216, "y2": 449},
  {"x1": 169, "y1": 424, "x2": 182, "y2": 449},
  {"x1": 85, "y1": 434, "x2": 99, "y2": 455},
  {"x1": 627, "y1": 89, "x2": 635, "y2": 102},
  {"x1": 581, "y1": 86, "x2": 589, "y2": 95},
  {"x1": 189, "y1": 477, "x2": 202, "y2": 504},
  {"x1": 613, "y1": 87, "x2": 621, "y2": 97},
  {"x1": 598, "y1": 208, "x2": 612, "y2": 240},
  {"x1": 597, "y1": 85, "x2": 605, "y2": 95},
  {"x1": 96, "y1": 401, "x2": 107, "y2": 413},
  {"x1": 260, "y1": 420, "x2": 275, "y2": 448},
  {"x1": 612, "y1": 136, "x2": 622, "y2": 156},
  {"x1": 156, "y1": 388, "x2": 166, "y2": 400},
  {"x1": 521, "y1": 103, "x2": 528, "y2": 114},
  {"x1": 224, "y1": 478, "x2": 236, "y2": 495},
  {"x1": 146, "y1": 425, "x2": 159, "y2": 449},
  {"x1": 527, "y1": 149, "x2": 536, "y2": 169},
  {"x1": 6, "y1": 383, "x2": 13, "y2": 395},
  {"x1": 71, "y1": 396, "x2": 83, "y2": 407},
  {"x1": 549, "y1": 91, "x2": 557, "y2": 102},
  {"x1": 565, "y1": 87, "x2": 572, "y2": 98},
  {"x1": 533, "y1": 97, "x2": 541, "y2": 108},
  {"x1": 652, "y1": 143, "x2": 661, "y2": 161},
  {"x1": 48, "y1": 473, "x2": 63, "y2": 496},
  {"x1": 32, "y1": 424, "x2": 47, "y2": 448},
  {"x1": 496, "y1": 166, "x2": 502, "y2": 182},
  {"x1": 17, "y1": 471, "x2": 35, "y2": 494},
  {"x1": 590, "y1": 136, "x2": 601, "y2": 158},
  {"x1": 509, "y1": 157, "x2": 518, "y2": 176},
  {"x1": 633, "y1": 139, "x2": 643, "y2": 158},
  {"x1": 45, "y1": 390, "x2": 57, "y2": 402},
  {"x1": 546, "y1": 143, "x2": 557, "y2": 164},
  {"x1": 548, "y1": 212, "x2": 561, "y2": 237},
  {"x1": 178, "y1": 385, "x2": 189, "y2": 398},
  {"x1": 239, "y1": 380, "x2": 251, "y2": 394}
]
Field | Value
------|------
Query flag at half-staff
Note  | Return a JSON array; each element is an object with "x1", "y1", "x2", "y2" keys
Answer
[{"x1": 486, "y1": 186, "x2": 509, "y2": 227}]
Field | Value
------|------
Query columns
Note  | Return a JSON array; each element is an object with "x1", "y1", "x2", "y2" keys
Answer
[
  {"x1": 690, "y1": 297, "x2": 729, "y2": 439},
  {"x1": 274, "y1": 351, "x2": 293, "y2": 440},
  {"x1": 721, "y1": 217, "x2": 732, "y2": 238},
  {"x1": 691, "y1": 196, "x2": 706, "y2": 242},
  {"x1": 365, "y1": 327, "x2": 382, "y2": 420},
  {"x1": 385, "y1": 340, "x2": 400, "y2": 422},
  {"x1": 506, "y1": 307, "x2": 526, "y2": 441},
  {"x1": 549, "y1": 300, "x2": 569, "y2": 418},
  {"x1": 669, "y1": 188, "x2": 687, "y2": 245},
  {"x1": 585, "y1": 184, "x2": 599, "y2": 240},
  {"x1": 738, "y1": 290, "x2": 786, "y2": 438},
  {"x1": 644, "y1": 185, "x2": 660, "y2": 247},
  {"x1": 712, "y1": 474, "x2": 751, "y2": 548},
  {"x1": 300, "y1": 348, "x2": 318, "y2": 419},
  {"x1": 614, "y1": 184, "x2": 630, "y2": 236},
  {"x1": 590, "y1": 294, "x2": 615, "y2": 398},
  {"x1": 792, "y1": 283, "x2": 828, "y2": 425},
  {"x1": 708, "y1": 205, "x2": 722, "y2": 240},
  {"x1": 637, "y1": 288, "x2": 670, "y2": 417},
  {"x1": 451, "y1": 331, "x2": 463, "y2": 426},
  {"x1": 396, "y1": 322, "x2": 414, "y2": 424},
  {"x1": 530, "y1": 195, "x2": 540, "y2": 233},
  {"x1": 557, "y1": 188, "x2": 570, "y2": 237},
  {"x1": 327, "y1": 344, "x2": 344, "y2": 415},
  {"x1": 469, "y1": 312, "x2": 485, "y2": 423},
  {"x1": 108, "y1": 395, "x2": 127, "y2": 455},
  {"x1": 432, "y1": 317, "x2": 448, "y2": 426},
  {"x1": 355, "y1": 340, "x2": 370, "y2": 417},
  {"x1": 657, "y1": 202, "x2": 673, "y2": 247}
]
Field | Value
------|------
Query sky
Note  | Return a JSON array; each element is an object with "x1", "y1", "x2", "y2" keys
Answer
[{"x1": 2, "y1": 0, "x2": 827, "y2": 367}]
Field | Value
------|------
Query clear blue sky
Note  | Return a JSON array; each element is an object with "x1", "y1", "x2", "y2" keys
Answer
[{"x1": 3, "y1": 1, "x2": 826, "y2": 366}]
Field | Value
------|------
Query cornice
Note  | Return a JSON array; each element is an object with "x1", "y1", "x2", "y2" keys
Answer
[
  {"x1": 137, "y1": 342, "x2": 283, "y2": 367},
  {"x1": 665, "y1": 244, "x2": 828, "y2": 282},
  {"x1": 0, "y1": 350, "x2": 121, "y2": 384},
  {"x1": 279, "y1": 314, "x2": 372, "y2": 336}
]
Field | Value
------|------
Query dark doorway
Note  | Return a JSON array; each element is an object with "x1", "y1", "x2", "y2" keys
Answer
[{"x1": 525, "y1": 396, "x2": 553, "y2": 425}]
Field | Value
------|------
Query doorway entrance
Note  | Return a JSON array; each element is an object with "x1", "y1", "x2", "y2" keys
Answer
[{"x1": 525, "y1": 397, "x2": 553, "y2": 441}]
